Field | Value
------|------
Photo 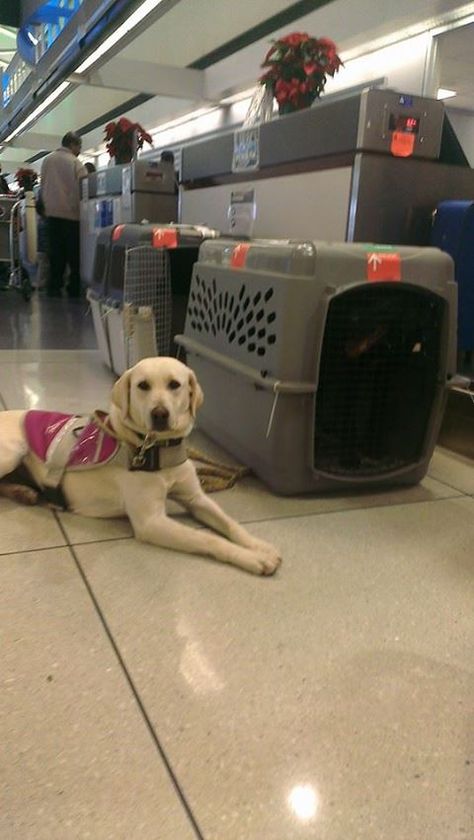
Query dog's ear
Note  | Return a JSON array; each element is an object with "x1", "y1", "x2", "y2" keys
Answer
[
  {"x1": 188, "y1": 369, "x2": 204, "y2": 418},
  {"x1": 111, "y1": 370, "x2": 132, "y2": 417}
]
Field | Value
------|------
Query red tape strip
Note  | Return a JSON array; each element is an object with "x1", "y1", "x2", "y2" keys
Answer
[
  {"x1": 367, "y1": 252, "x2": 401, "y2": 282},
  {"x1": 231, "y1": 243, "x2": 250, "y2": 269},
  {"x1": 152, "y1": 227, "x2": 178, "y2": 249},
  {"x1": 112, "y1": 224, "x2": 125, "y2": 241}
]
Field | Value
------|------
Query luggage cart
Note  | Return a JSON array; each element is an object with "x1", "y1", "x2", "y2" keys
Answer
[
  {"x1": 8, "y1": 199, "x2": 34, "y2": 301},
  {"x1": 0, "y1": 196, "x2": 16, "y2": 290}
]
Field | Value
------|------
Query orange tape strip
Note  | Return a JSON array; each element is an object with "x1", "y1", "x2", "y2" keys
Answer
[
  {"x1": 231, "y1": 243, "x2": 250, "y2": 268},
  {"x1": 112, "y1": 224, "x2": 125, "y2": 241},
  {"x1": 152, "y1": 227, "x2": 178, "y2": 249},
  {"x1": 367, "y1": 252, "x2": 401, "y2": 282}
]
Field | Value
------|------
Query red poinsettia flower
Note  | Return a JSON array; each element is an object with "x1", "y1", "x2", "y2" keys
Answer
[
  {"x1": 103, "y1": 116, "x2": 153, "y2": 159},
  {"x1": 118, "y1": 116, "x2": 134, "y2": 131},
  {"x1": 259, "y1": 31, "x2": 342, "y2": 112},
  {"x1": 15, "y1": 167, "x2": 38, "y2": 188},
  {"x1": 317, "y1": 37, "x2": 337, "y2": 55},
  {"x1": 280, "y1": 32, "x2": 310, "y2": 46}
]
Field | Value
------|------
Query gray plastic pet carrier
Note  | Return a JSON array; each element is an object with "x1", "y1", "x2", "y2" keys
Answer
[
  {"x1": 87, "y1": 223, "x2": 219, "y2": 374},
  {"x1": 176, "y1": 238, "x2": 457, "y2": 495}
]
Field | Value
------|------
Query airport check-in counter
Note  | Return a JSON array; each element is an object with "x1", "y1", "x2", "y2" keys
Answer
[
  {"x1": 80, "y1": 159, "x2": 178, "y2": 286},
  {"x1": 180, "y1": 88, "x2": 474, "y2": 246}
]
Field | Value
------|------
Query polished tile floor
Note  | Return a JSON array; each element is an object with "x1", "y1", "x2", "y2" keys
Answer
[{"x1": 1, "y1": 299, "x2": 473, "y2": 838}]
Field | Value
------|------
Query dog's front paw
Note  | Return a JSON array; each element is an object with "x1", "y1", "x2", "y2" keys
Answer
[
  {"x1": 256, "y1": 551, "x2": 282, "y2": 576},
  {"x1": 230, "y1": 546, "x2": 282, "y2": 576}
]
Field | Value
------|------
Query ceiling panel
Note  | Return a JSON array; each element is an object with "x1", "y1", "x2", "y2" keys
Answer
[
  {"x1": 32, "y1": 85, "x2": 137, "y2": 134},
  {"x1": 79, "y1": 95, "x2": 196, "y2": 152},
  {"x1": 117, "y1": 0, "x2": 293, "y2": 66}
]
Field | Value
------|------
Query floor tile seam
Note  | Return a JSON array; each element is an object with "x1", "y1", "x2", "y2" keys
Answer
[
  {"x1": 60, "y1": 534, "x2": 133, "y2": 548},
  {"x1": 234, "y1": 491, "x2": 466, "y2": 527},
  {"x1": 56, "y1": 492, "x2": 466, "y2": 547},
  {"x1": 427, "y1": 475, "x2": 474, "y2": 495},
  {"x1": 0, "y1": 541, "x2": 68, "y2": 558},
  {"x1": 52, "y1": 511, "x2": 206, "y2": 840}
]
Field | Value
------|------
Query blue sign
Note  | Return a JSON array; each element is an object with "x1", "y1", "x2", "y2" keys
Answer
[{"x1": 17, "y1": 0, "x2": 83, "y2": 64}]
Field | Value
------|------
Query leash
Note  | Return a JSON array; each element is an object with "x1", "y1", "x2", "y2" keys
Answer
[{"x1": 187, "y1": 447, "x2": 250, "y2": 492}]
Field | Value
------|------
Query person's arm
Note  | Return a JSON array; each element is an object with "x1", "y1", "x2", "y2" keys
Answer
[
  {"x1": 40, "y1": 157, "x2": 49, "y2": 189},
  {"x1": 75, "y1": 159, "x2": 88, "y2": 180},
  {"x1": 36, "y1": 189, "x2": 45, "y2": 217}
]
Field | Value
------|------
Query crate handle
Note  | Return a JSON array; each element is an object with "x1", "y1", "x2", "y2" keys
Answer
[{"x1": 175, "y1": 335, "x2": 317, "y2": 395}]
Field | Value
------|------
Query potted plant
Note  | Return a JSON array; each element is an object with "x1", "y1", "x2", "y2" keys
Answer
[
  {"x1": 15, "y1": 167, "x2": 38, "y2": 191},
  {"x1": 104, "y1": 116, "x2": 153, "y2": 164},
  {"x1": 259, "y1": 32, "x2": 343, "y2": 115}
]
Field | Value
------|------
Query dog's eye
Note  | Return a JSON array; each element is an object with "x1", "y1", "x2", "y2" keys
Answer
[
  {"x1": 168, "y1": 379, "x2": 181, "y2": 391},
  {"x1": 137, "y1": 380, "x2": 151, "y2": 391}
]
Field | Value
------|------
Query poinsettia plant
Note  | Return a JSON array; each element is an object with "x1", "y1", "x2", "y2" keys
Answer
[
  {"x1": 104, "y1": 116, "x2": 153, "y2": 162},
  {"x1": 15, "y1": 167, "x2": 38, "y2": 189},
  {"x1": 259, "y1": 32, "x2": 343, "y2": 113}
]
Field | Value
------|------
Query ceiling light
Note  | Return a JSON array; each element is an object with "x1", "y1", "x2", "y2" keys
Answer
[
  {"x1": 3, "y1": 81, "x2": 70, "y2": 142},
  {"x1": 0, "y1": 26, "x2": 17, "y2": 40},
  {"x1": 437, "y1": 88, "x2": 457, "y2": 100},
  {"x1": 74, "y1": 0, "x2": 166, "y2": 74},
  {"x1": 219, "y1": 88, "x2": 255, "y2": 105},
  {"x1": 150, "y1": 106, "x2": 220, "y2": 134}
]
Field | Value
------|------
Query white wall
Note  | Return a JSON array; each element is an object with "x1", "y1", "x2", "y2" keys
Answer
[
  {"x1": 204, "y1": 0, "x2": 468, "y2": 100},
  {"x1": 324, "y1": 33, "x2": 432, "y2": 98}
]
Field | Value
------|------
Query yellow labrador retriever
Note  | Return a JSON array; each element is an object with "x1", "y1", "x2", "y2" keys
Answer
[{"x1": 0, "y1": 357, "x2": 281, "y2": 576}]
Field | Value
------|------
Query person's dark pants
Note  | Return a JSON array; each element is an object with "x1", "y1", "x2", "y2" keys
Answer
[{"x1": 47, "y1": 217, "x2": 81, "y2": 296}]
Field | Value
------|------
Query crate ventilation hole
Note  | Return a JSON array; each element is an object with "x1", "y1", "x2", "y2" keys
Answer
[{"x1": 188, "y1": 274, "x2": 277, "y2": 357}]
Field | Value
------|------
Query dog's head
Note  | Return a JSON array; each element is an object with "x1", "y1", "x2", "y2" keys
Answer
[{"x1": 110, "y1": 357, "x2": 203, "y2": 439}]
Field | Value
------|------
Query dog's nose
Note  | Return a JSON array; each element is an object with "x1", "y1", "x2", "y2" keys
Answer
[{"x1": 151, "y1": 407, "x2": 170, "y2": 431}]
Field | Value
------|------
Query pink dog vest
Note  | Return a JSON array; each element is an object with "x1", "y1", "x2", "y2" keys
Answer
[{"x1": 24, "y1": 411, "x2": 119, "y2": 470}]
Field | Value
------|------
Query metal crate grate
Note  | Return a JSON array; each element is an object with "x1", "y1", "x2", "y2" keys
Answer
[
  {"x1": 314, "y1": 284, "x2": 446, "y2": 476},
  {"x1": 123, "y1": 245, "x2": 171, "y2": 356},
  {"x1": 188, "y1": 272, "x2": 277, "y2": 357}
]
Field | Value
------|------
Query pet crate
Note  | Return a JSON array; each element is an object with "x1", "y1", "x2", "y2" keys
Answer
[
  {"x1": 176, "y1": 238, "x2": 457, "y2": 494},
  {"x1": 87, "y1": 223, "x2": 219, "y2": 374}
]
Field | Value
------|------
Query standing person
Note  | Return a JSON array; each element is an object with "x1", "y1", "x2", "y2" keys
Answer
[
  {"x1": 160, "y1": 150, "x2": 179, "y2": 194},
  {"x1": 41, "y1": 131, "x2": 86, "y2": 297},
  {"x1": 0, "y1": 164, "x2": 10, "y2": 194}
]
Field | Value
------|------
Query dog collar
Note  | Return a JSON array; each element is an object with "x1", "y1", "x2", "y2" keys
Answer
[
  {"x1": 129, "y1": 436, "x2": 187, "y2": 472},
  {"x1": 92, "y1": 411, "x2": 188, "y2": 472}
]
